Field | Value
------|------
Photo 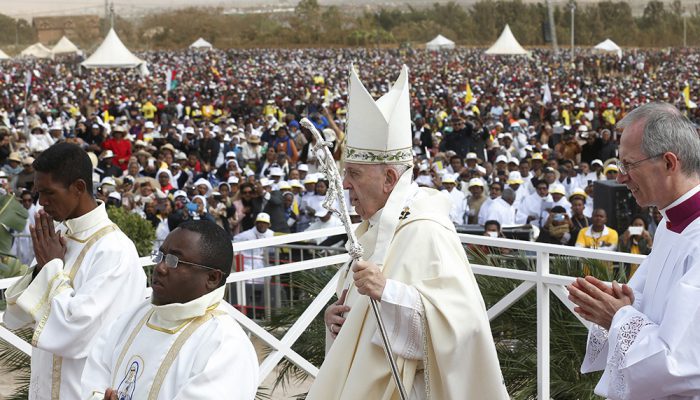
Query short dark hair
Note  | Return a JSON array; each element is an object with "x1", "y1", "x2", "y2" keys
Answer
[
  {"x1": 33, "y1": 143, "x2": 93, "y2": 194},
  {"x1": 484, "y1": 220, "x2": 501, "y2": 230},
  {"x1": 177, "y1": 220, "x2": 232, "y2": 283}
]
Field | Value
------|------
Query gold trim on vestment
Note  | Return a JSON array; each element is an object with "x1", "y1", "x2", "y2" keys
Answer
[
  {"x1": 51, "y1": 355, "x2": 62, "y2": 400},
  {"x1": 31, "y1": 283, "x2": 70, "y2": 347},
  {"x1": 111, "y1": 310, "x2": 153, "y2": 389},
  {"x1": 28, "y1": 272, "x2": 65, "y2": 318},
  {"x1": 65, "y1": 223, "x2": 117, "y2": 244},
  {"x1": 147, "y1": 309, "x2": 225, "y2": 400},
  {"x1": 68, "y1": 225, "x2": 118, "y2": 281},
  {"x1": 145, "y1": 303, "x2": 220, "y2": 335}
]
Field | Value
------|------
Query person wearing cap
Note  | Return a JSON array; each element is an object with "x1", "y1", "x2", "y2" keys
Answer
[
  {"x1": 15, "y1": 156, "x2": 36, "y2": 192},
  {"x1": 603, "y1": 163, "x2": 619, "y2": 180},
  {"x1": 234, "y1": 211, "x2": 275, "y2": 290},
  {"x1": 25, "y1": 122, "x2": 56, "y2": 154},
  {"x1": 102, "y1": 125, "x2": 132, "y2": 171},
  {"x1": 467, "y1": 177, "x2": 487, "y2": 224},
  {"x1": 567, "y1": 189, "x2": 591, "y2": 246},
  {"x1": 441, "y1": 173, "x2": 469, "y2": 226},
  {"x1": 309, "y1": 66, "x2": 507, "y2": 400},
  {"x1": 549, "y1": 183, "x2": 572, "y2": 215},
  {"x1": 82, "y1": 220, "x2": 258, "y2": 400},
  {"x1": 3, "y1": 152, "x2": 23, "y2": 190},
  {"x1": 96, "y1": 150, "x2": 122, "y2": 180},
  {"x1": 516, "y1": 179, "x2": 553, "y2": 228},
  {"x1": 599, "y1": 128, "x2": 618, "y2": 161},
  {"x1": 3, "y1": 143, "x2": 147, "y2": 400},
  {"x1": 570, "y1": 103, "x2": 700, "y2": 399},
  {"x1": 240, "y1": 134, "x2": 262, "y2": 169}
]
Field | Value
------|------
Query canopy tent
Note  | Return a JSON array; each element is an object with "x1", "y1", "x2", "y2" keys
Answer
[
  {"x1": 426, "y1": 34, "x2": 455, "y2": 51},
  {"x1": 190, "y1": 38, "x2": 213, "y2": 50},
  {"x1": 82, "y1": 28, "x2": 145, "y2": 69},
  {"x1": 485, "y1": 24, "x2": 529, "y2": 55},
  {"x1": 0, "y1": 49, "x2": 9, "y2": 60},
  {"x1": 20, "y1": 43, "x2": 53, "y2": 59},
  {"x1": 52, "y1": 36, "x2": 81, "y2": 55},
  {"x1": 593, "y1": 38, "x2": 622, "y2": 58}
]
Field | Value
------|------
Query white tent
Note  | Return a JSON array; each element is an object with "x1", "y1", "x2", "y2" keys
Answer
[
  {"x1": 52, "y1": 36, "x2": 81, "y2": 55},
  {"x1": 0, "y1": 49, "x2": 9, "y2": 60},
  {"x1": 82, "y1": 28, "x2": 145, "y2": 69},
  {"x1": 593, "y1": 38, "x2": 622, "y2": 58},
  {"x1": 190, "y1": 38, "x2": 213, "y2": 50},
  {"x1": 426, "y1": 34, "x2": 455, "y2": 51},
  {"x1": 485, "y1": 24, "x2": 529, "y2": 55},
  {"x1": 20, "y1": 43, "x2": 53, "y2": 59}
]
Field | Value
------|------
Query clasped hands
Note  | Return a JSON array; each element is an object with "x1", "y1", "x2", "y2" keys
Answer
[
  {"x1": 30, "y1": 210, "x2": 67, "y2": 273},
  {"x1": 324, "y1": 260, "x2": 386, "y2": 338},
  {"x1": 567, "y1": 276, "x2": 634, "y2": 330}
]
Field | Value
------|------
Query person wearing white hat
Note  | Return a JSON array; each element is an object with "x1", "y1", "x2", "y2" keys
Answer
[
  {"x1": 516, "y1": 178, "x2": 554, "y2": 228},
  {"x1": 549, "y1": 183, "x2": 572, "y2": 215},
  {"x1": 309, "y1": 66, "x2": 507, "y2": 400},
  {"x1": 466, "y1": 177, "x2": 487, "y2": 224},
  {"x1": 441, "y1": 173, "x2": 469, "y2": 226},
  {"x1": 233, "y1": 212, "x2": 274, "y2": 286},
  {"x1": 3, "y1": 143, "x2": 147, "y2": 400}
]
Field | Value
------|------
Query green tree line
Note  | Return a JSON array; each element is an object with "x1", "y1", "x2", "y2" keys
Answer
[{"x1": 1, "y1": 0, "x2": 699, "y2": 50}]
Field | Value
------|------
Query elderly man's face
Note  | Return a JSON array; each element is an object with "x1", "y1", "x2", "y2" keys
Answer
[{"x1": 343, "y1": 163, "x2": 393, "y2": 221}]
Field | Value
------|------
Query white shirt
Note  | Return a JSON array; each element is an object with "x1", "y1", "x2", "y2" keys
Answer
[
  {"x1": 442, "y1": 187, "x2": 469, "y2": 226},
  {"x1": 4, "y1": 202, "x2": 147, "y2": 400},
  {"x1": 81, "y1": 287, "x2": 258, "y2": 400},
  {"x1": 581, "y1": 185, "x2": 700, "y2": 399},
  {"x1": 485, "y1": 197, "x2": 516, "y2": 226}
]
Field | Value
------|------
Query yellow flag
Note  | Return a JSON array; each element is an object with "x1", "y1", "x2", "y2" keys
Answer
[
  {"x1": 683, "y1": 83, "x2": 691, "y2": 108},
  {"x1": 465, "y1": 82, "x2": 474, "y2": 104}
]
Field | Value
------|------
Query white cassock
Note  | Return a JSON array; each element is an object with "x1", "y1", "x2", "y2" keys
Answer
[
  {"x1": 308, "y1": 171, "x2": 508, "y2": 400},
  {"x1": 442, "y1": 188, "x2": 469, "y2": 225},
  {"x1": 552, "y1": 197, "x2": 572, "y2": 216},
  {"x1": 515, "y1": 192, "x2": 553, "y2": 227},
  {"x1": 234, "y1": 226, "x2": 274, "y2": 283},
  {"x1": 581, "y1": 185, "x2": 700, "y2": 399},
  {"x1": 484, "y1": 197, "x2": 516, "y2": 226},
  {"x1": 477, "y1": 197, "x2": 495, "y2": 225},
  {"x1": 305, "y1": 214, "x2": 343, "y2": 244},
  {"x1": 81, "y1": 286, "x2": 258, "y2": 400},
  {"x1": 12, "y1": 203, "x2": 37, "y2": 266},
  {"x1": 3, "y1": 202, "x2": 148, "y2": 400}
]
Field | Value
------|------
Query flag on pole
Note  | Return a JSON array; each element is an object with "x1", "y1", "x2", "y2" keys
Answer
[
  {"x1": 165, "y1": 69, "x2": 177, "y2": 92},
  {"x1": 465, "y1": 82, "x2": 474, "y2": 104},
  {"x1": 682, "y1": 82, "x2": 696, "y2": 109},
  {"x1": 542, "y1": 82, "x2": 552, "y2": 105},
  {"x1": 24, "y1": 70, "x2": 32, "y2": 98}
]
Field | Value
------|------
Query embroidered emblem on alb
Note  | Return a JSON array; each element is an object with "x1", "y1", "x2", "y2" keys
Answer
[{"x1": 116, "y1": 356, "x2": 144, "y2": 400}]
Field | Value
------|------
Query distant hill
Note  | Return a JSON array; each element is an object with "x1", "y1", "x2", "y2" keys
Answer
[{"x1": 1, "y1": 0, "x2": 688, "y2": 19}]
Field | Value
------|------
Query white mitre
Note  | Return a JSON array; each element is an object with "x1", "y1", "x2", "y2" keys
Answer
[{"x1": 344, "y1": 64, "x2": 412, "y2": 165}]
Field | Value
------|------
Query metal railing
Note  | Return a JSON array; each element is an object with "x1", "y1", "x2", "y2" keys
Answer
[{"x1": 0, "y1": 225, "x2": 646, "y2": 400}]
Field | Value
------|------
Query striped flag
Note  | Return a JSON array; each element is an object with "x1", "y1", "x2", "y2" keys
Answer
[{"x1": 165, "y1": 69, "x2": 177, "y2": 92}]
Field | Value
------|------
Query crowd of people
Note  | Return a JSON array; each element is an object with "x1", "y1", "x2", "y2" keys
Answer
[{"x1": 1, "y1": 47, "x2": 694, "y2": 264}]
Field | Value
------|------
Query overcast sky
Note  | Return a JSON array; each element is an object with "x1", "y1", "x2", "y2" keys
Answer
[{"x1": 2, "y1": 0, "x2": 290, "y2": 18}]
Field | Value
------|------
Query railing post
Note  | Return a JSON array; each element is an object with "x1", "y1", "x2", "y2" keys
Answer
[{"x1": 537, "y1": 251, "x2": 550, "y2": 400}]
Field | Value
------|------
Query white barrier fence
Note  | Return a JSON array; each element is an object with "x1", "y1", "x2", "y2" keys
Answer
[{"x1": 0, "y1": 226, "x2": 646, "y2": 400}]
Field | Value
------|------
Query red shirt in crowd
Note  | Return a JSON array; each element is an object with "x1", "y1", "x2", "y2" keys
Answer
[{"x1": 102, "y1": 138, "x2": 132, "y2": 171}]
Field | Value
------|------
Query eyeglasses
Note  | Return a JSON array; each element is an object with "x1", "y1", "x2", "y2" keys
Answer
[
  {"x1": 150, "y1": 250, "x2": 219, "y2": 272},
  {"x1": 616, "y1": 153, "x2": 664, "y2": 175}
]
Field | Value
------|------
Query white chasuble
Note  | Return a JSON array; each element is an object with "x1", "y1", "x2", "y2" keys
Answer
[
  {"x1": 81, "y1": 287, "x2": 259, "y2": 400},
  {"x1": 309, "y1": 170, "x2": 508, "y2": 400},
  {"x1": 3, "y1": 202, "x2": 147, "y2": 400},
  {"x1": 582, "y1": 186, "x2": 700, "y2": 400}
]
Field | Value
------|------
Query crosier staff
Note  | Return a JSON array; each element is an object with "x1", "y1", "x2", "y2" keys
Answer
[{"x1": 300, "y1": 118, "x2": 409, "y2": 400}]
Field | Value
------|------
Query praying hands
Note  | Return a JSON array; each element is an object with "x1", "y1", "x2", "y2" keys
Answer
[{"x1": 567, "y1": 276, "x2": 634, "y2": 330}]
